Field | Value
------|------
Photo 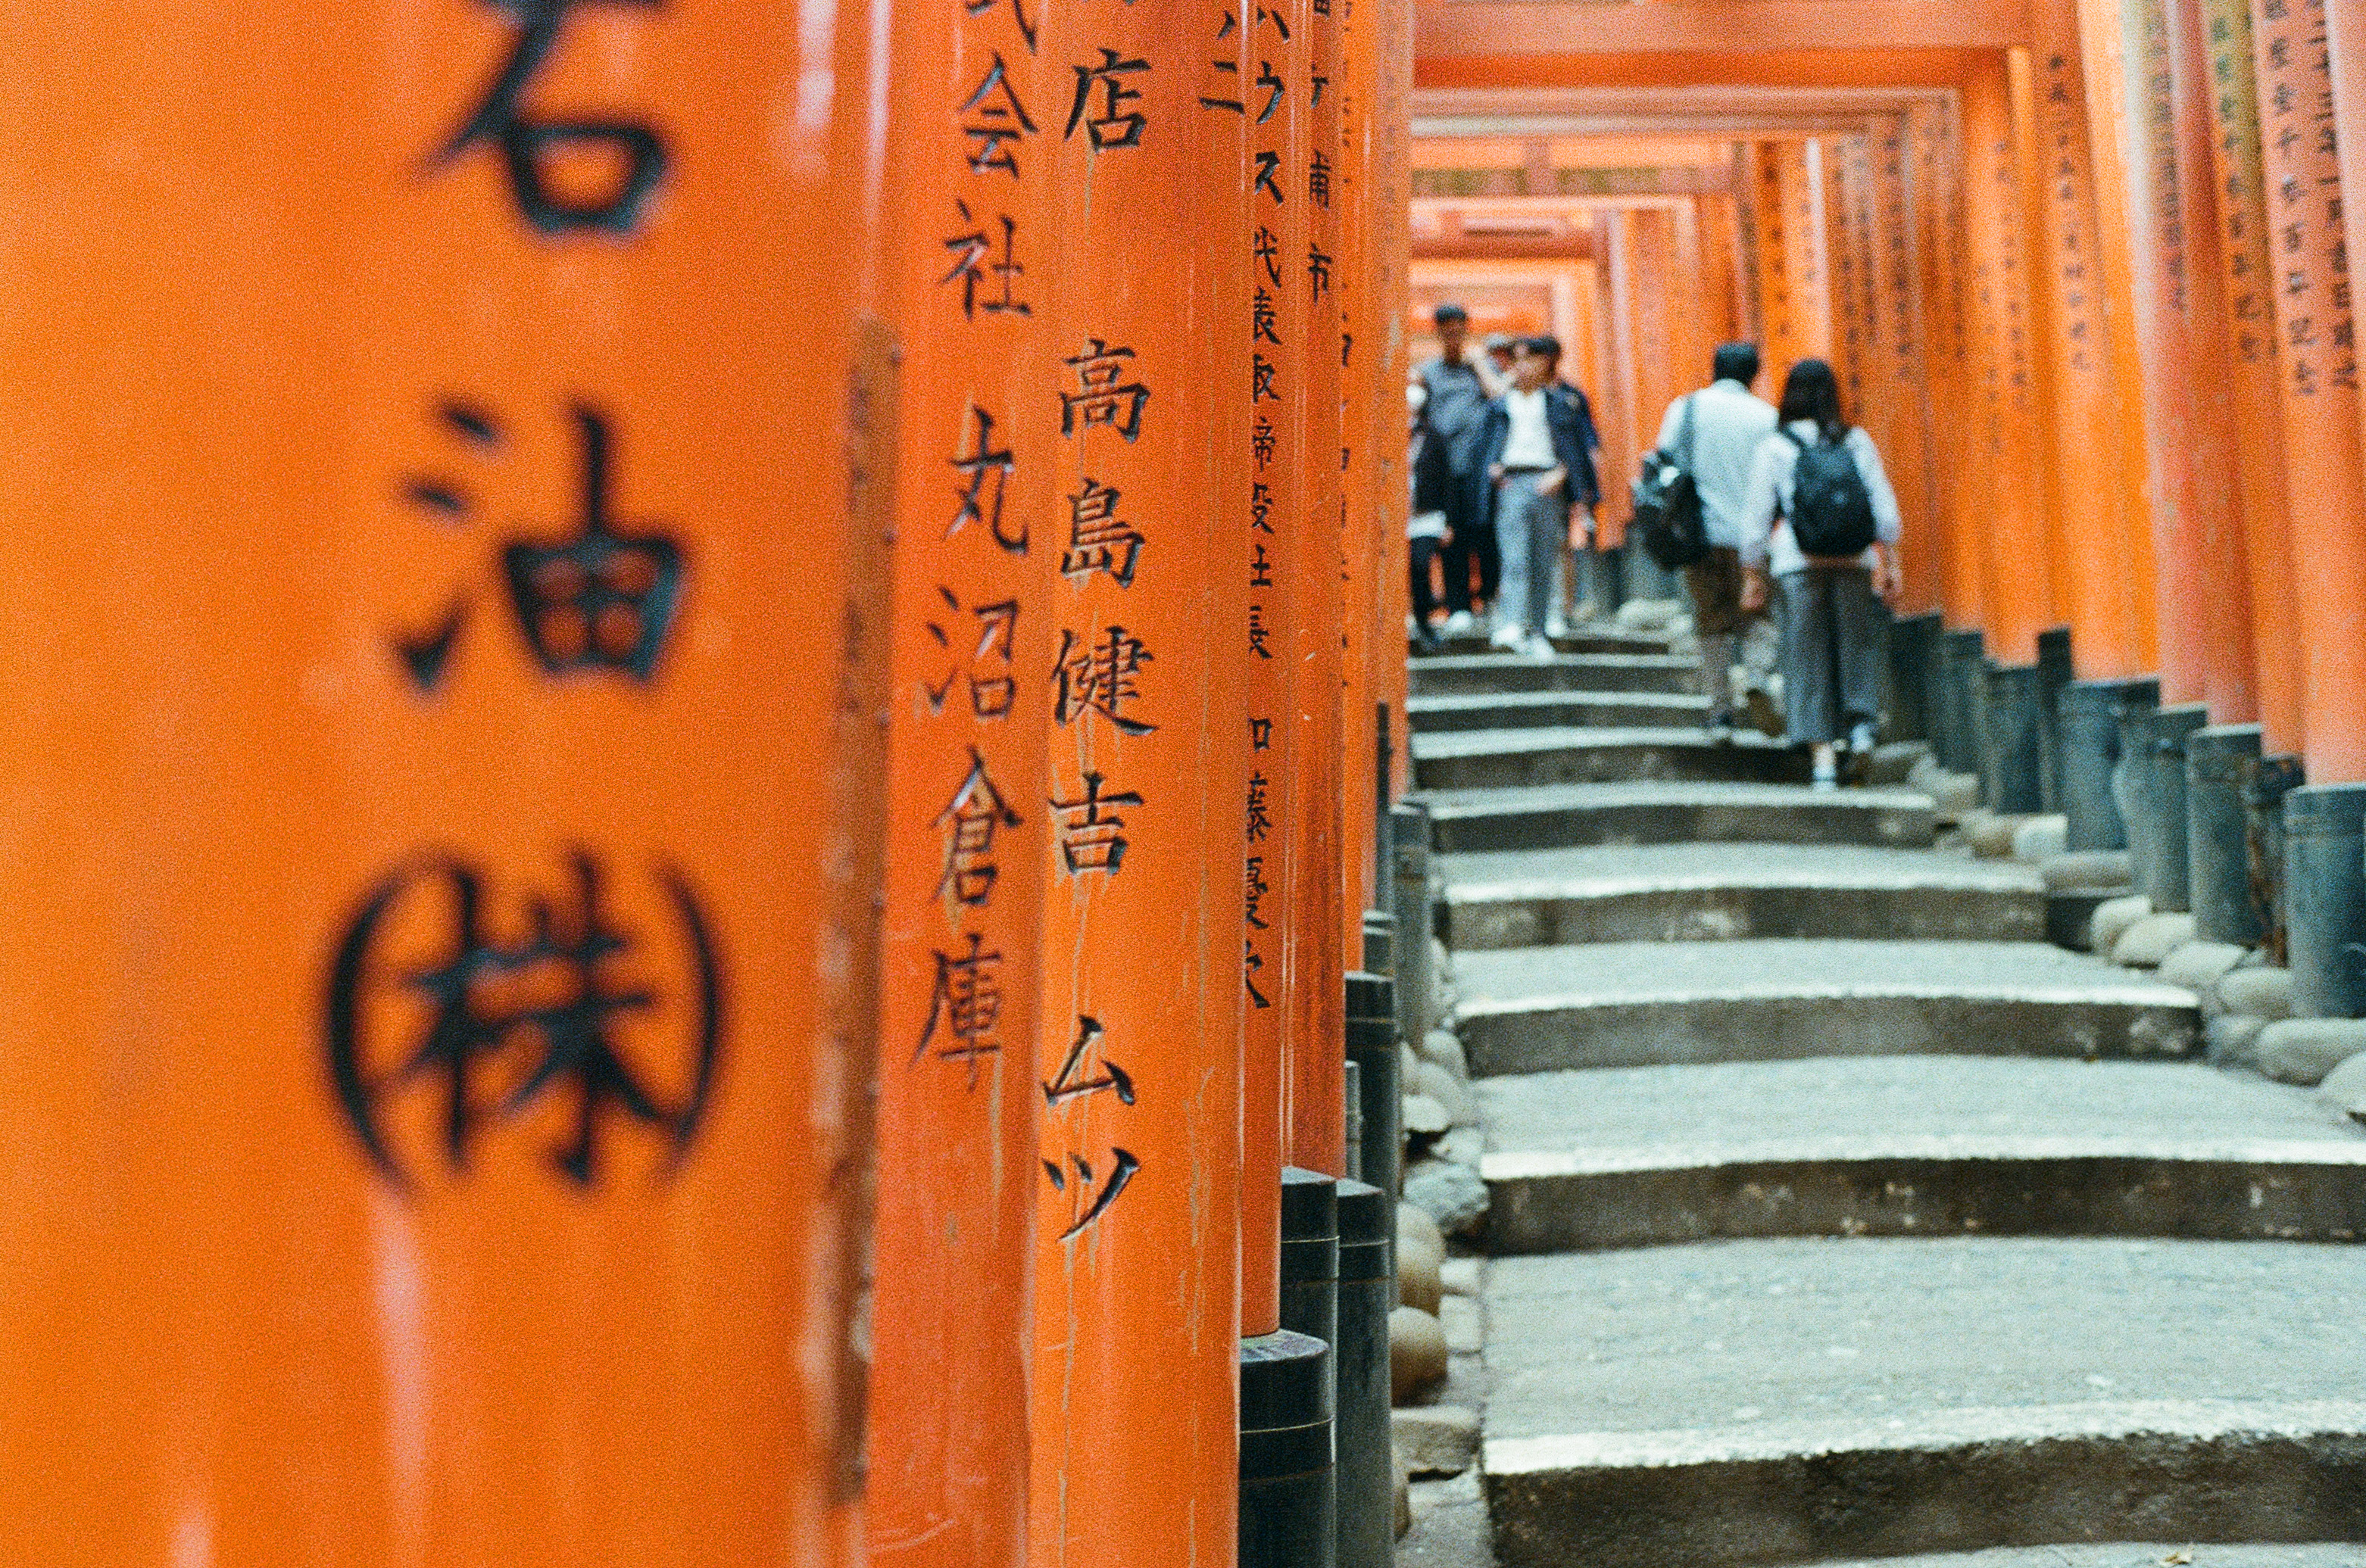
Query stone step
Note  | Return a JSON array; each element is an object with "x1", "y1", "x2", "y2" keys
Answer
[
  {"x1": 1482, "y1": 1237, "x2": 2366, "y2": 1568},
  {"x1": 1407, "y1": 689, "x2": 1712, "y2": 734},
  {"x1": 1441, "y1": 843, "x2": 2046, "y2": 949},
  {"x1": 1426, "y1": 627, "x2": 1673, "y2": 657},
  {"x1": 1453, "y1": 940, "x2": 2199, "y2": 1076},
  {"x1": 1413, "y1": 726, "x2": 1808, "y2": 790},
  {"x1": 1408, "y1": 652, "x2": 1702, "y2": 699},
  {"x1": 1421, "y1": 782, "x2": 1937, "y2": 856},
  {"x1": 1478, "y1": 1056, "x2": 2366, "y2": 1252}
]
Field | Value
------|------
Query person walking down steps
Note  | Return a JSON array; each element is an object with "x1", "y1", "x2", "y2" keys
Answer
[
  {"x1": 1739, "y1": 357, "x2": 1902, "y2": 790},
  {"x1": 1478, "y1": 334, "x2": 1600, "y2": 657},
  {"x1": 1654, "y1": 341, "x2": 1777, "y2": 738}
]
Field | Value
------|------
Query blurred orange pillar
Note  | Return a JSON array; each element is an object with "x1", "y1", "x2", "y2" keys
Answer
[
  {"x1": 2019, "y1": 18, "x2": 2160, "y2": 680},
  {"x1": 1025, "y1": 1, "x2": 1250, "y2": 1562},
  {"x1": 2078, "y1": 0, "x2": 2220, "y2": 706},
  {"x1": 2195, "y1": 0, "x2": 2304, "y2": 754},
  {"x1": 2247, "y1": 0, "x2": 2366, "y2": 782},
  {"x1": 0, "y1": 3, "x2": 890, "y2": 1563},
  {"x1": 1958, "y1": 59, "x2": 2051, "y2": 659}
]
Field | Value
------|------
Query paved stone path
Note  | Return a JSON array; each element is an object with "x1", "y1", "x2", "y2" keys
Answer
[{"x1": 1396, "y1": 630, "x2": 2366, "y2": 1568}]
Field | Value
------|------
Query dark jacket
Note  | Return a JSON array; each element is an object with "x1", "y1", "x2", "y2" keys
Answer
[
  {"x1": 1475, "y1": 383, "x2": 1601, "y2": 531},
  {"x1": 1410, "y1": 415, "x2": 1457, "y2": 517}
]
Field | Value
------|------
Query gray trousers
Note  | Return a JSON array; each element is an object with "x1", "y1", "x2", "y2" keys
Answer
[
  {"x1": 1778, "y1": 567, "x2": 1885, "y2": 745},
  {"x1": 1494, "y1": 472, "x2": 1568, "y2": 637}
]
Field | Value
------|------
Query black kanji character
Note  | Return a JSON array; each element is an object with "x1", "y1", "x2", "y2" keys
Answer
[
  {"x1": 1060, "y1": 338, "x2": 1151, "y2": 440},
  {"x1": 941, "y1": 201, "x2": 1030, "y2": 318},
  {"x1": 432, "y1": 0, "x2": 668, "y2": 235},
  {"x1": 1067, "y1": 48, "x2": 1150, "y2": 148},
  {"x1": 1052, "y1": 625, "x2": 1156, "y2": 734},
  {"x1": 326, "y1": 852, "x2": 719, "y2": 1189},
  {"x1": 950, "y1": 403, "x2": 1030, "y2": 554},
  {"x1": 1061, "y1": 479, "x2": 1147, "y2": 586},
  {"x1": 935, "y1": 749, "x2": 1024, "y2": 906},
  {"x1": 960, "y1": 52, "x2": 1038, "y2": 176},
  {"x1": 1050, "y1": 772, "x2": 1144, "y2": 874}
]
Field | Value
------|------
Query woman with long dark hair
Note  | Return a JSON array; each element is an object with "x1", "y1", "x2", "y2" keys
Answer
[{"x1": 1737, "y1": 358, "x2": 1903, "y2": 789}]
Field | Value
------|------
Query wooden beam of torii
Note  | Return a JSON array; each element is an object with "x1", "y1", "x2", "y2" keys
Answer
[
  {"x1": 1413, "y1": 85, "x2": 1956, "y2": 141},
  {"x1": 1416, "y1": 0, "x2": 2029, "y2": 58}
]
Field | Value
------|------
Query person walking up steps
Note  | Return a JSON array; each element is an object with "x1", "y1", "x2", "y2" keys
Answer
[
  {"x1": 1739, "y1": 357, "x2": 1902, "y2": 789},
  {"x1": 1478, "y1": 335, "x2": 1600, "y2": 657},
  {"x1": 1654, "y1": 341, "x2": 1777, "y2": 738}
]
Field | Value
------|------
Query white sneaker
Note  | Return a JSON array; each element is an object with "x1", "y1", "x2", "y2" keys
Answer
[
  {"x1": 1442, "y1": 610, "x2": 1475, "y2": 637},
  {"x1": 1489, "y1": 623, "x2": 1525, "y2": 651},
  {"x1": 1526, "y1": 633, "x2": 1559, "y2": 661},
  {"x1": 1811, "y1": 772, "x2": 1840, "y2": 793},
  {"x1": 1849, "y1": 721, "x2": 1880, "y2": 755},
  {"x1": 1545, "y1": 615, "x2": 1570, "y2": 640}
]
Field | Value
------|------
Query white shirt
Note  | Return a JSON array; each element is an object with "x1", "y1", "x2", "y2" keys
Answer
[
  {"x1": 1739, "y1": 419, "x2": 1903, "y2": 577},
  {"x1": 1498, "y1": 387, "x2": 1556, "y2": 470},
  {"x1": 1653, "y1": 379, "x2": 1778, "y2": 549}
]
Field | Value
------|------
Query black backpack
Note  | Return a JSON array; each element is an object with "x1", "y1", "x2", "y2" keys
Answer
[
  {"x1": 1633, "y1": 394, "x2": 1709, "y2": 570},
  {"x1": 1781, "y1": 426, "x2": 1879, "y2": 558}
]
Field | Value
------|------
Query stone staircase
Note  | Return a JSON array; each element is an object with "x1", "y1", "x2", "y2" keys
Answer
[{"x1": 1398, "y1": 628, "x2": 2366, "y2": 1568}]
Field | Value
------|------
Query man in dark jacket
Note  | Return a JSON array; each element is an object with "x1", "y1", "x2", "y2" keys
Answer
[
  {"x1": 1416, "y1": 303, "x2": 1495, "y2": 634},
  {"x1": 1477, "y1": 335, "x2": 1600, "y2": 653}
]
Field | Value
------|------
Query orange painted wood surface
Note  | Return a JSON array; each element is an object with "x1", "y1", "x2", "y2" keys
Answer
[
  {"x1": 2247, "y1": 0, "x2": 2366, "y2": 781},
  {"x1": 1025, "y1": 2, "x2": 1249, "y2": 1562},
  {"x1": 869, "y1": 2, "x2": 1056, "y2": 1563},
  {"x1": 0, "y1": 4, "x2": 887, "y2": 1563},
  {"x1": 1287, "y1": 0, "x2": 1350, "y2": 1177}
]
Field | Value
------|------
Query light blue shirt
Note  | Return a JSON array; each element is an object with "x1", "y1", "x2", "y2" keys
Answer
[{"x1": 1654, "y1": 379, "x2": 1778, "y2": 550}]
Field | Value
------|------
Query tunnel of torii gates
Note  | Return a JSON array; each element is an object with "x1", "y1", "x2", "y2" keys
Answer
[{"x1": 8, "y1": 0, "x2": 2366, "y2": 1566}]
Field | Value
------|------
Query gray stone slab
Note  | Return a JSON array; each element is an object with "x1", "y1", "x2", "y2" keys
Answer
[
  {"x1": 1408, "y1": 689, "x2": 1712, "y2": 734},
  {"x1": 1429, "y1": 628, "x2": 1673, "y2": 657},
  {"x1": 1409, "y1": 653, "x2": 1702, "y2": 699},
  {"x1": 1484, "y1": 1237, "x2": 2366, "y2": 1568},
  {"x1": 1413, "y1": 726, "x2": 1810, "y2": 790},
  {"x1": 1818, "y1": 1547, "x2": 2366, "y2": 1566},
  {"x1": 1476, "y1": 1057, "x2": 2366, "y2": 1250},
  {"x1": 1455, "y1": 940, "x2": 2201, "y2": 1074},
  {"x1": 1420, "y1": 782, "x2": 1937, "y2": 855},
  {"x1": 1441, "y1": 843, "x2": 2045, "y2": 948}
]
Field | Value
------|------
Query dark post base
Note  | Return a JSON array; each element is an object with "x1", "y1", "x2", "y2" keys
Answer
[
  {"x1": 1345, "y1": 974, "x2": 1402, "y2": 1197},
  {"x1": 2243, "y1": 755, "x2": 2305, "y2": 965},
  {"x1": 2036, "y1": 628, "x2": 2074, "y2": 814},
  {"x1": 1887, "y1": 610, "x2": 1943, "y2": 744},
  {"x1": 2060, "y1": 677, "x2": 2159, "y2": 851},
  {"x1": 2125, "y1": 705, "x2": 2210, "y2": 913},
  {"x1": 1390, "y1": 803, "x2": 1433, "y2": 1048},
  {"x1": 1240, "y1": 1329, "x2": 1334, "y2": 1568},
  {"x1": 1623, "y1": 534, "x2": 1678, "y2": 603},
  {"x1": 1941, "y1": 629, "x2": 1987, "y2": 777},
  {"x1": 1361, "y1": 909, "x2": 1394, "y2": 980},
  {"x1": 2187, "y1": 725, "x2": 2264, "y2": 946},
  {"x1": 1334, "y1": 1179, "x2": 1394, "y2": 1568},
  {"x1": 1342, "y1": 1061, "x2": 1363, "y2": 1186},
  {"x1": 1584, "y1": 544, "x2": 1625, "y2": 620},
  {"x1": 2283, "y1": 783, "x2": 2366, "y2": 1018},
  {"x1": 1981, "y1": 662, "x2": 2044, "y2": 813}
]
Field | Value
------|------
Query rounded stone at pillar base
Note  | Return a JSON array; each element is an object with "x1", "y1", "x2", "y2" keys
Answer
[
  {"x1": 2124, "y1": 705, "x2": 2211, "y2": 912},
  {"x1": 1981, "y1": 662, "x2": 2045, "y2": 813},
  {"x1": 2187, "y1": 725, "x2": 2265, "y2": 946},
  {"x1": 1334, "y1": 1178, "x2": 1395, "y2": 1568},
  {"x1": 2244, "y1": 756, "x2": 2307, "y2": 965},
  {"x1": 1240, "y1": 1328, "x2": 1336, "y2": 1568},
  {"x1": 2281, "y1": 783, "x2": 2366, "y2": 1018},
  {"x1": 2036, "y1": 627, "x2": 2075, "y2": 813},
  {"x1": 1388, "y1": 1305, "x2": 1447, "y2": 1404},
  {"x1": 2059, "y1": 677, "x2": 2162, "y2": 850},
  {"x1": 2255, "y1": 1017, "x2": 2366, "y2": 1084},
  {"x1": 1887, "y1": 610, "x2": 1943, "y2": 744}
]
